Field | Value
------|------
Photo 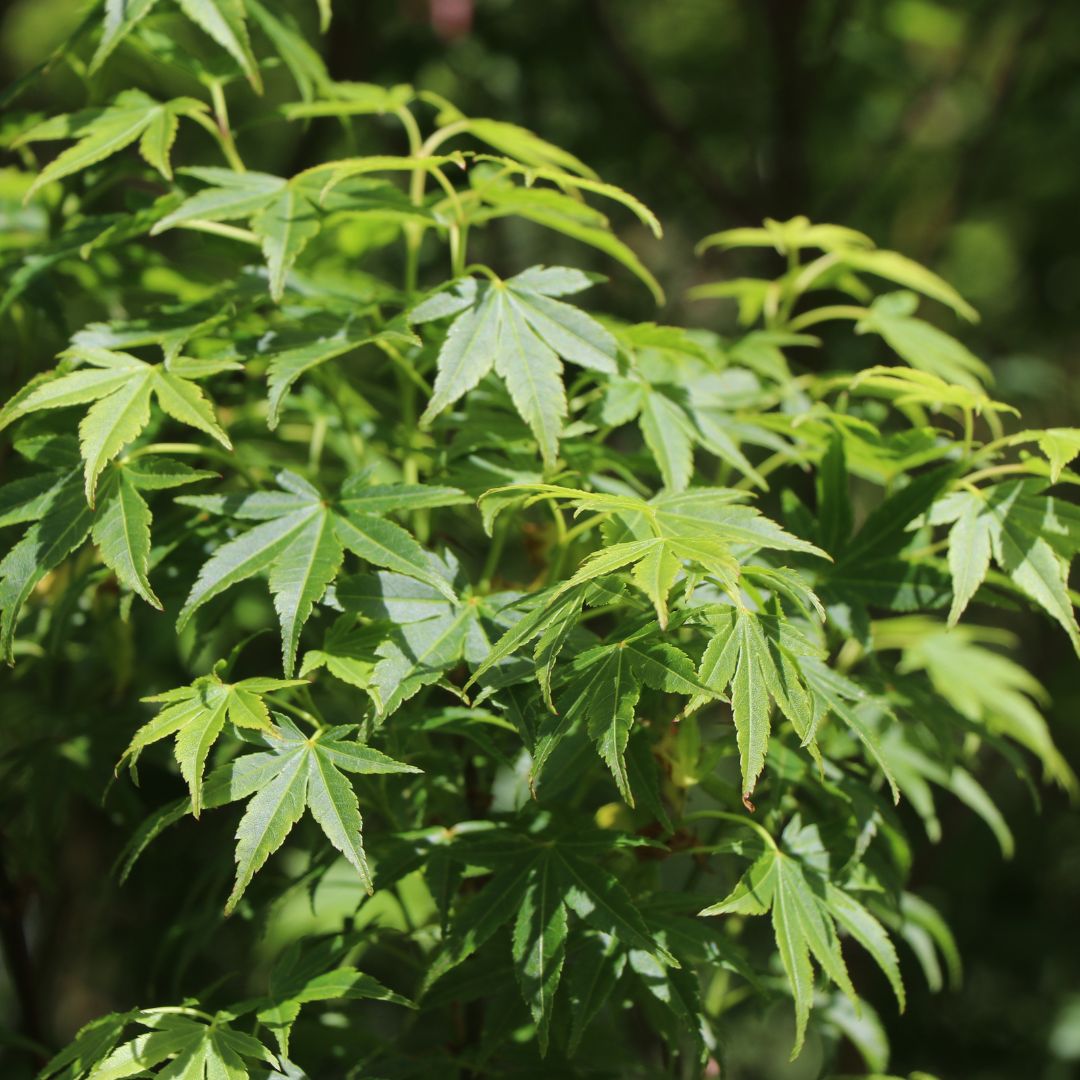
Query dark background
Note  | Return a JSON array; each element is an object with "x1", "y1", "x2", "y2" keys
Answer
[{"x1": 1, "y1": 1, "x2": 1078, "y2": 1076}]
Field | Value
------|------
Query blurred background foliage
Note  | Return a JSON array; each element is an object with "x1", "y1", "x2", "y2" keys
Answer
[{"x1": 0, "y1": 1, "x2": 1078, "y2": 1078}]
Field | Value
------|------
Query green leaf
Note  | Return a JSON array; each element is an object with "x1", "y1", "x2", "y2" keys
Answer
[
  {"x1": 269, "y1": 510, "x2": 345, "y2": 674},
  {"x1": 840, "y1": 248, "x2": 978, "y2": 321},
  {"x1": 945, "y1": 497, "x2": 991, "y2": 626},
  {"x1": 540, "y1": 630, "x2": 703, "y2": 803},
  {"x1": 78, "y1": 371, "x2": 154, "y2": 505},
  {"x1": 0, "y1": 448, "x2": 209, "y2": 660},
  {"x1": 253, "y1": 186, "x2": 322, "y2": 301},
  {"x1": 152, "y1": 168, "x2": 287, "y2": 232},
  {"x1": 1, "y1": 346, "x2": 231, "y2": 504},
  {"x1": 179, "y1": 505, "x2": 319, "y2": 667},
  {"x1": 512, "y1": 852, "x2": 569, "y2": 1054},
  {"x1": 0, "y1": 470, "x2": 94, "y2": 663},
  {"x1": 566, "y1": 931, "x2": 626, "y2": 1053},
  {"x1": 179, "y1": 475, "x2": 453, "y2": 673},
  {"x1": 86, "y1": 1010, "x2": 277, "y2": 1079},
  {"x1": 226, "y1": 715, "x2": 418, "y2": 912},
  {"x1": 555, "y1": 846, "x2": 677, "y2": 965},
  {"x1": 414, "y1": 267, "x2": 616, "y2": 466},
  {"x1": 91, "y1": 469, "x2": 158, "y2": 607},
  {"x1": 91, "y1": 0, "x2": 163, "y2": 72},
  {"x1": 494, "y1": 287, "x2": 568, "y2": 469},
  {"x1": 934, "y1": 481, "x2": 1080, "y2": 651},
  {"x1": 263, "y1": 325, "x2": 419, "y2": 429},
  {"x1": 37, "y1": 1010, "x2": 137, "y2": 1080},
  {"x1": 701, "y1": 829, "x2": 901, "y2": 1059},
  {"x1": 471, "y1": 177, "x2": 665, "y2": 302},
  {"x1": 639, "y1": 388, "x2": 695, "y2": 492},
  {"x1": 693, "y1": 609, "x2": 822, "y2": 798},
  {"x1": 888, "y1": 620, "x2": 1076, "y2": 792},
  {"x1": 472, "y1": 483, "x2": 828, "y2": 669},
  {"x1": 452, "y1": 117, "x2": 596, "y2": 178},
  {"x1": 857, "y1": 292, "x2": 990, "y2": 389},
  {"x1": 19, "y1": 91, "x2": 207, "y2": 198},
  {"x1": 246, "y1": 0, "x2": 331, "y2": 102},
  {"x1": 177, "y1": 0, "x2": 262, "y2": 90},
  {"x1": 697, "y1": 216, "x2": 872, "y2": 256},
  {"x1": 258, "y1": 944, "x2": 410, "y2": 1056},
  {"x1": 125, "y1": 673, "x2": 299, "y2": 814},
  {"x1": 1037, "y1": 428, "x2": 1080, "y2": 482},
  {"x1": 424, "y1": 857, "x2": 538, "y2": 991},
  {"x1": 419, "y1": 287, "x2": 502, "y2": 425},
  {"x1": 337, "y1": 560, "x2": 486, "y2": 716},
  {"x1": 802, "y1": 659, "x2": 901, "y2": 801}
]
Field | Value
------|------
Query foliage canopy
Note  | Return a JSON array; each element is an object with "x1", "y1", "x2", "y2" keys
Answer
[{"x1": 1, "y1": 3, "x2": 1078, "y2": 1078}]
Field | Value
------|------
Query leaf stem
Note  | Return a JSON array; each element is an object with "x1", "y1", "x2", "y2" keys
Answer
[
  {"x1": 684, "y1": 809, "x2": 778, "y2": 850},
  {"x1": 787, "y1": 305, "x2": 867, "y2": 332},
  {"x1": 963, "y1": 462, "x2": 1039, "y2": 486},
  {"x1": 478, "y1": 520, "x2": 509, "y2": 593},
  {"x1": 209, "y1": 80, "x2": 245, "y2": 173},
  {"x1": 141, "y1": 1005, "x2": 215, "y2": 1022}
]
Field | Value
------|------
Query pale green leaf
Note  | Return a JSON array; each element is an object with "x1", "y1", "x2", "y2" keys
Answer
[
  {"x1": 946, "y1": 498, "x2": 991, "y2": 626},
  {"x1": 153, "y1": 370, "x2": 233, "y2": 449},
  {"x1": 639, "y1": 389, "x2": 695, "y2": 492},
  {"x1": 91, "y1": 0, "x2": 162, "y2": 72},
  {"x1": 177, "y1": 0, "x2": 261, "y2": 90},
  {"x1": 841, "y1": 249, "x2": 978, "y2": 322},
  {"x1": 1038, "y1": 428, "x2": 1080, "y2": 482},
  {"x1": 78, "y1": 372, "x2": 154, "y2": 504},
  {"x1": 494, "y1": 290, "x2": 567, "y2": 468},
  {"x1": 178, "y1": 508, "x2": 320, "y2": 632}
]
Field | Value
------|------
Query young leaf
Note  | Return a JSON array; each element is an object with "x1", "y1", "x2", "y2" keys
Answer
[
  {"x1": 932, "y1": 480, "x2": 1080, "y2": 650},
  {"x1": 177, "y1": 0, "x2": 262, "y2": 90},
  {"x1": 125, "y1": 672, "x2": 303, "y2": 814},
  {"x1": 86, "y1": 1010, "x2": 277, "y2": 1079},
  {"x1": 0, "y1": 346, "x2": 231, "y2": 504}
]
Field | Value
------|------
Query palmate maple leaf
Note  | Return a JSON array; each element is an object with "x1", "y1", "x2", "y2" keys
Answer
[
  {"x1": 0, "y1": 345, "x2": 233, "y2": 504},
  {"x1": 927, "y1": 479, "x2": 1080, "y2": 651},
  {"x1": 151, "y1": 166, "x2": 434, "y2": 301},
  {"x1": 0, "y1": 437, "x2": 212, "y2": 661},
  {"x1": 700, "y1": 816, "x2": 905, "y2": 1059},
  {"x1": 420, "y1": 825, "x2": 677, "y2": 1056},
  {"x1": 122, "y1": 671, "x2": 305, "y2": 815},
  {"x1": 221, "y1": 715, "x2": 419, "y2": 912},
  {"x1": 15, "y1": 89, "x2": 210, "y2": 197},
  {"x1": 177, "y1": 472, "x2": 469, "y2": 674},
  {"x1": 410, "y1": 266, "x2": 618, "y2": 468}
]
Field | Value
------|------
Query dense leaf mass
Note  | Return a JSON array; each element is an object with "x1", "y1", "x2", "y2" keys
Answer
[{"x1": 0, "y1": 4, "x2": 1077, "y2": 1079}]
